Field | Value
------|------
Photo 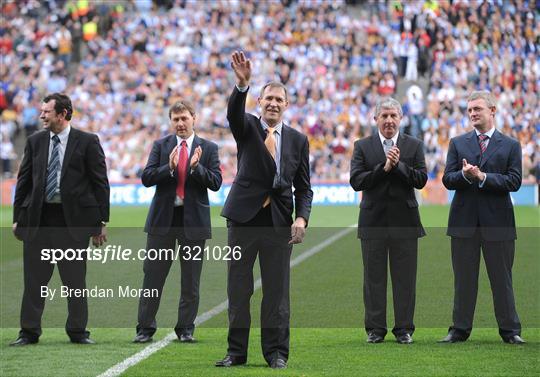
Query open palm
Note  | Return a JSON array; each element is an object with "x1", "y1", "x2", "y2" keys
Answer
[{"x1": 231, "y1": 51, "x2": 251, "y2": 87}]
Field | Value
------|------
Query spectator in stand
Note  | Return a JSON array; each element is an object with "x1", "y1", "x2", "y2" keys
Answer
[{"x1": 2, "y1": 0, "x2": 538, "y2": 184}]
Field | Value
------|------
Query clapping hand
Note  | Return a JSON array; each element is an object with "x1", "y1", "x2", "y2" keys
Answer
[
  {"x1": 190, "y1": 146, "x2": 202, "y2": 168},
  {"x1": 384, "y1": 146, "x2": 400, "y2": 172}
]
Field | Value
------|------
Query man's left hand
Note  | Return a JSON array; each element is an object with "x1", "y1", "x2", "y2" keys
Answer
[
  {"x1": 470, "y1": 166, "x2": 486, "y2": 182},
  {"x1": 190, "y1": 146, "x2": 202, "y2": 168},
  {"x1": 387, "y1": 146, "x2": 400, "y2": 166},
  {"x1": 289, "y1": 217, "x2": 307, "y2": 245},
  {"x1": 92, "y1": 225, "x2": 107, "y2": 247}
]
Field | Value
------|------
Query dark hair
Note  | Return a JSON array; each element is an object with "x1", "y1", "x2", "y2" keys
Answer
[
  {"x1": 43, "y1": 93, "x2": 73, "y2": 121},
  {"x1": 259, "y1": 81, "x2": 288, "y2": 101},
  {"x1": 169, "y1": 100, "x2": 196, "y2": 119}
]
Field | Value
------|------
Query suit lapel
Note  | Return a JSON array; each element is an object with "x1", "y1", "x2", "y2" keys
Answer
[
  {"x1": 256, "y1": 116, "x2": 267, "y2": 140},
  {"x1": 480, "y1": 130, "x2": 502, "y2": 169},
  {"x1": 396, "y1": 133, "x2": 406, "y2": 153},
  {"x1": 61, "y1": 128, "x2": 80, "y2": 181},
  {"x1": 280, "y1": 124, "x2": 291, "y2": 176},
  {"x1": 39, "y1": 131, "x2": 50, "y2": 178},
  {"x1": 370, "y1": 133, "x2": 386, "y2": 163},
  {"x1": 166, "y1": 134, "x2": 177, "y2": 155},
  {"x1": 465, "y1": 130, "x2": 481, "y2": 165}
]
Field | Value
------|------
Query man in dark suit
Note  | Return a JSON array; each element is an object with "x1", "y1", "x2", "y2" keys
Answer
[
  {"x1": 134, "y1": 100, "x2": 222, "y2": 343},
  {"x1": 215, "y1": 51, "x2": 312, "y2": 369},
  {"x1": 11, "y1": 93, "x2": 109, "y2": 346},
  {"x1": 350, "y1": 97, "x2": 427, "y2": 345},
  {"x1": 440, "y1": 90, "x2": 524, "y2": 344}
]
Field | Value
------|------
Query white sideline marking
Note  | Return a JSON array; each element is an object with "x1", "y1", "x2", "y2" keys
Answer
[{"x1": 97, "y1": 225, "x2": 356, "y2": 377}]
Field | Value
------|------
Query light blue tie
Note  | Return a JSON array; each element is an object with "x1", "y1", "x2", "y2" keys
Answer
[
  {"x1": 383, "y1": 139, "x2": 394, "y2": 155},
  {"x1": 45, "y1": 135, "x2": 61, "y2": 201}
]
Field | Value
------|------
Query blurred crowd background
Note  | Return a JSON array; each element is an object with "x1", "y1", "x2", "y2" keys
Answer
[{"x1": 1, "y1": 0, "x2": 538, "y2": 183}]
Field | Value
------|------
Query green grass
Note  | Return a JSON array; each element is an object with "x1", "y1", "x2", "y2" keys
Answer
[
  {"x1": 122, "y1": 328, "x2": 540, "y2": 377},
  {"x1": 0, "y1": 205, "x2": 538, "y2": 376}
]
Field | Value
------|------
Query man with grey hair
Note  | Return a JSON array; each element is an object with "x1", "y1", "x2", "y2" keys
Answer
[
  {"x1": 441, "y1": 90, "x2": 524, "y2": 344},
  {"x1": 350, "y1": 96, "x2": 427, "y2": 344}
]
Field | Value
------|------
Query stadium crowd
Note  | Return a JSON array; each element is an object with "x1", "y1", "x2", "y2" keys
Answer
[{"x1": 1, "y1": 0, "x2": 538, "y2": 183}]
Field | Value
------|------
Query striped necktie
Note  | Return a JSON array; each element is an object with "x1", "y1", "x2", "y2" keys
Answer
[
  {"x1": 478, "y1": 134, "x2": 489, "y2": 154},
  {"x1": 45, "y1": 135, "x2": 61, "y2": 201}
]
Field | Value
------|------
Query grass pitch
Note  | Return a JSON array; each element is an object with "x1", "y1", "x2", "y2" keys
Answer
[{"x1": 0, "y1": 205, "x2": 538, "y2": 377}]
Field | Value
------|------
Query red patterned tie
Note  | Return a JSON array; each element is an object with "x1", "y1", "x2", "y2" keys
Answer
[
  {"x1": 176, "y1": 141, "x2": 188, "y2": 199},
  {"x1": 478, "y1": 134, "x2": 488, "y2": 154}
]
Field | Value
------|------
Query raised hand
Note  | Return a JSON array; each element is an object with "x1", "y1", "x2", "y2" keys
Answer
[
  {"x1": 169, "y1": 145, "x2": 179, "y2": 170},
  {"x1": 190, "y1": 146, "x2": 202, "y2": 168},
  {"x1": 231, "y1": 51, "x2": 252, "y2": 87}
]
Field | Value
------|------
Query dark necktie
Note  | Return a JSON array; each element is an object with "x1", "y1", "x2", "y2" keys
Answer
[
  {"x1": 478, "y1": 134, "x2": 489, "y2": 154},
  {"x1": 45, "y1": 135, "x2": 61, "y2": 201}
]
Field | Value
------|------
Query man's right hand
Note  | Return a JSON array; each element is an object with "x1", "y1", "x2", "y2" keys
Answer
[
  {"x1": 12, "y1": 222, "x2": 22, "y2": 241},
  {"x1": 169, "y1": 145, "x2": 179, "y2": 170},
  {"x1": 462, "y1": 158, "x2": 477, "y2": 180},
  {"x1": 231, "y1": 51, "x2": 252, "y2": 87},
  {"x1": 384, "y1": 146, "x2": 400, "y2": 172}
]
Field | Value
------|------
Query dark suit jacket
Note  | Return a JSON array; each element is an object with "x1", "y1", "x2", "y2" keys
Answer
[
  {"x1": 221, "y1": 87, "x2": 312, "y2": 227},
  {"x1": 142, "y1": 134, "x2": 222, "y2": 240},
  {"x1": 442, "y1": 130, "x2": 521, "y2": 241},
  {"x1": 350, "y1": 133, "x2": 427, "y2": 239},
  {"x1": 13, "y1": 128, "x2": 110, "y2": 241}
]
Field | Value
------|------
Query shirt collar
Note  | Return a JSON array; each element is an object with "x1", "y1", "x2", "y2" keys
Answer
[
  {"x1": 378, "y1": 130, "x2": 399, "y2": 146},
  {"x1": 260, "y1": 118, "x2": 283, "y2": 135},
  {"x1": 176, "y1": 132, "x2": 195, "y2": 149},
  {"x1": 474, "y1": 127, "x2": 495, "y2": 138},
  {"x1": 50, "y1": 124, "x2": 71, "y2": 144}
]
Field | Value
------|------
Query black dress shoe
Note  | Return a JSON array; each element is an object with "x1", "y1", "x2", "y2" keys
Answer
[
  {"x1": 367, "y1": 332, "x2": 384, "y2": 343},
  {"x1": 504, "y1": 335, "x2": 525, "y2": 344},
  {"x1": 71, "y1": 337, "x2": 96, "y2": 344},
  {"x1": 179, "y1": 334, "x2": 195, "y2": 343},
  {"x1": 133, "y1": 334, "x2": 153, "y2": 343},
  {"x1": 9, "y1": 337, "x2": 38, "y2": 346},
  {"x1": 215, "y1": 355, "x2": 247, "y2": 367},
  {"x1": 270, "y1": 358, "x2": 287, "y2": 369},
  {"x1": 438, "y1": 332, "x2": 467, "y2": 343},
  {"x1": 396, "y1": 333, "x2": 413, "y2": 344}
]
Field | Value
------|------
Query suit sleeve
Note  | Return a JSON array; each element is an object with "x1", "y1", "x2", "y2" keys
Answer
[
  {"x1": 481, "y1": 140, "x2": 522, "y2": 193},
  {"x1": 293, "y1": 137, "x2": 313, "y2": 224},
  {"x1": 141, "y1": 140, "x2": 174, "y2": 187},
  {"x1": 226, "y1": 87, "x2": 249, "y2": 140},
  {"x1": 349, "y1": 140, "x2": 386, "y2": 191},
  {"x1": 190, "y1": 142, "x2": 223, "y2": 192},
  {"x1": 442, "y1": 138, "x2": 473, "y2": 190},
  {"x1": 13, "y1": 139, "x2": 33, "y2": 223},
  {"x1": 392, "y1": 141, "x2": 428, "y2": 189},
  {"x1": 86, "y1": 134, "x2": 110, "y2": 222}
]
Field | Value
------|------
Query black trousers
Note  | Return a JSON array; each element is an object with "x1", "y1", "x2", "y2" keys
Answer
[
  {"x1": 136, "y1": 206, "x2": 204, "y2": 337},
  {"x1": 226, "y1": 206, "x2": 292, "y2": 364},
  {"x1": 450, "y1": 230, "x2": 521, "y2": 339},
  {"x1": 20, "y1": 203, "x2": 89, "y2": 341},
  {"x1": 360, "y1": 238, "x2": 418, "y2": 337}
]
